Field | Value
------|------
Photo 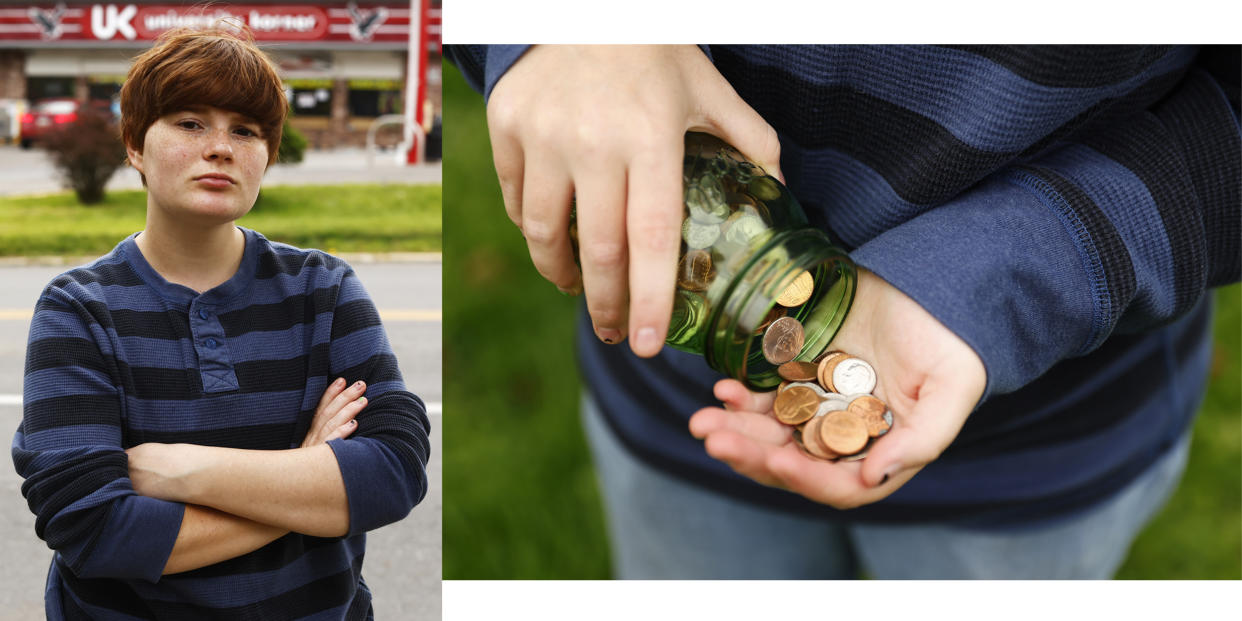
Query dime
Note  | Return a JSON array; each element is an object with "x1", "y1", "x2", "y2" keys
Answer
[
  {"x1": 762, "y1": 316, "x2": 805, "y2": 365},
  {"x1": 773, "y1": 385, "x2": 819, "y2": 425},
  {"x1": 816, "y1": 351, "x2": 849, "y2": 392},
  {"x1": 817, "y1": 394, "x2": 851, "y2": 415},
  {"x1": 787, "y1": 381, "x2": 827, "y2": 396},
  {"x1": 848, "y1": 395, "x2": 891, "y2": 437},
  {"x1": 833, "y1": 358, "x2": 877, "y2": 395},
  {"x1": 800, "y1": 415, "x2": 840, "y2": 460},
  {"x1": 777, "y1": 361, "x2": 818, "y2": 382},
  {"x1": 682, "y1": 218, "x2": 721, "y2": 249},
  {"x1": 676, "y1": 249, "x2": 716, "y2": 292},
  {"x1": 776, "y1": 270, "x2": 815, "y2": 308},
  {"x1": 819, "y1": 410, "x2": 869, "y2": 455}
]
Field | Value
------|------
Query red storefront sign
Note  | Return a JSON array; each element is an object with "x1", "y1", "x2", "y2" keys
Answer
[{"x1": 0, "y1": 3, "x2": 441, "y2": 48}]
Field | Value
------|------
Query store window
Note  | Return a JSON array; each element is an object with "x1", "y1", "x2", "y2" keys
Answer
[
  {"x1": 285, "y1": 79, "x2": 333, "y2": 117},
  {"x1": 347, "y1": 79, "x2": 402, "y2": 118},
  {"x1": 26, "y1": 77, "x2": 74, "y2": 101}
]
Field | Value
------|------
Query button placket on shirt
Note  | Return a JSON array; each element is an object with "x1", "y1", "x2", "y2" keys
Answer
[{"x1": 189, "y1": 299, "x2": 239, "y2": 392}]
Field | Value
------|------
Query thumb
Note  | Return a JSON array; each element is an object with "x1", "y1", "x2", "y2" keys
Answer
[
  {"x1": 857, "y1": 382, "x2": 976, "y2": 488},
  {"x1": 695, "y1": 80, "x2": 783, "y2": 183}
]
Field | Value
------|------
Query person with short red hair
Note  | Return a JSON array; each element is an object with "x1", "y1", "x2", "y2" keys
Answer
[{"x1": 14, "y1": 27, "x2": 429, "y2": 619}]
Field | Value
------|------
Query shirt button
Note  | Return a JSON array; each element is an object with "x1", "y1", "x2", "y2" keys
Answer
[
  {"x1": 198, "y1": 309, "x2": 210, "y2": 320},
  {"x1": 205, "y1": 338, "x2": 218, "y2": 349}
]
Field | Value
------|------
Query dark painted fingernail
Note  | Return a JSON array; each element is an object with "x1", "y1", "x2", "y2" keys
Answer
[{"x1": 879, "y1": 474, "x2": 890, "y2": 485}]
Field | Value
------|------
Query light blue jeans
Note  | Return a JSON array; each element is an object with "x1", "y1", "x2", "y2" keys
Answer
[{"x1": 581, "y1": 392, "x2": 1191, "y2": 579}]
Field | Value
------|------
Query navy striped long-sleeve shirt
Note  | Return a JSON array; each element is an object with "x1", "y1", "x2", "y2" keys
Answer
[
  {"x1": 13, "y1": 227, "x2": 430, "y2": 619},
  {"x1": 447, "y1": 44, "x2": 1240, "y2": 523}
]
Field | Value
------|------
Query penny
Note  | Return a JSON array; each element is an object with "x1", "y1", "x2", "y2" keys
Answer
[
  {"x1": 819, "y1": 410, "x2": 869, "y2": 455},
  {"x1": 755, "y1": 305, "x2": 787, "y2": 334},
  {"x1": 777, "y1": 361, "x2": 818, "y2": 382},
  {"x1": 677, "y1": 249, "x2": 716, "y2": 292},
  {"x1": 773, "y1": 385, "x2": 819, "y2": 425},
  {"x1": 817, "y1": 351, "x2": 849, "y2": 392},
  {"x1": 776, "y1": 270, "x2": 815, "y2": 308},
  {"x1": 833, "y1": 358, "x2": 877, "y2": 395},
  {"x1": 800, "y1": 415, "x2": 839, "y2": 460},
  {"x1": 762, "y1": 316, "x2": 804, "y2": 365},
  {"x1": 682, "y1": 218, "x2": 720, "y2": 249},
  {"x1": 848, "y1": 395, "x2": 891, "y2": 437}
]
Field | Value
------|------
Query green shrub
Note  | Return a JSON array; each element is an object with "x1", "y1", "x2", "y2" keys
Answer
[
  {"x1": 278, "y1": 116, "x2": 307, "y2": 164},
  {"x1": 41, "y1": 109, "x2": 126, "y2": 205}
]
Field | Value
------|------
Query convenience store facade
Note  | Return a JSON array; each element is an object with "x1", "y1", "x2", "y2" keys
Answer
[{"x1": 0, "y1": 1, "x2": 441, "y2": 148}]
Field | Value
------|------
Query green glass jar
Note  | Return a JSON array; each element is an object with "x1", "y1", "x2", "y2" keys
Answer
[{"x1": 576, "y1": 132, "x2": 857, "y2": 391}]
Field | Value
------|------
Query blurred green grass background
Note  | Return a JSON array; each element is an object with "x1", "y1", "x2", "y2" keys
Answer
[
  {"x1": 442, "y1": 61, "x2": 1241, "y2": 580},
  {"x1": 0, "y1": 183, "x2": 441, "y2": 256}
]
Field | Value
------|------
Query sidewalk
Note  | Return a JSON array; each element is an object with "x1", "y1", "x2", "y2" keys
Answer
[{"x1": 0, "y1": 145, "x2": 441, "y2": 196}]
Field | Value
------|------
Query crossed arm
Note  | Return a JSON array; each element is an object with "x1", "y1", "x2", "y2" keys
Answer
[{"x1": 127, "y1": 377, "x2": 369, "y2": 575}]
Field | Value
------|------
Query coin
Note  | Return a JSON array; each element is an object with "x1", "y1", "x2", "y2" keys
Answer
[
  {"x1": 816, "y1": 351, "x2": 848, "y2": 392},
  {"x1": 848, "y1": 395, "x2": 890, "y2": 437},
  {"x1": 786, "y1": 381, "x2": 827, "y2": 396},
  {"x1": 723, "y1": 212, "x2": 766, "y2": 245},
  {"x1": 833, "y1": 358, "x2": 877, "y2": 395},
  {"x1": 776, "y1": 270, "x2": 815, "y2": 307},
  {"x1": 762, "y1": 316, "x2": 804, "y2": 365},
  {"x1": 777, "y1": 361, "x2": 818, "y2": 382},
  {"x1": 800, "y1": 415, "x2": 839, "y2": 460},
  {"x1": 754, "y1": 305, "x2": 787, "y2": 334},
  {"x1": 682, "y1": 218, "x2": 721, "y2": 249},
  {"x1": 687, "y1": 184, "x2": 729, "y2": 224},
  {"x1": 817, "y1": 394, "x2": 851, "y2": 414},
  {"x1": 677, "y1": 249, "x2": 716, "y2": 291},
  {"x1": 749, "y1": 176, "x2": 782, "y2": 201},
  {"x1": 774, "y1": 385, "x2": 819, "y2": 425},
  {"x1": 819, "y1": 410, "x2": 869, "y2": 455}
]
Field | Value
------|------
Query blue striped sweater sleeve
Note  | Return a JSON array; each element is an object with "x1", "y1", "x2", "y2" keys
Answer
[
  {"x1": 325, "y1": 267, "x2": 430, "y2": 535},
  {"x1": 14, "y1": 281, "x2": 182, "y2": 583},
  {"x1": 851, "y1": 57, "x2": 1240, "y2": 399}
]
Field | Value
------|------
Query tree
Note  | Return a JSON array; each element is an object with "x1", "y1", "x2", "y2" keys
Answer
[{"x1": 41, "y1": 108, "x2": 126, "y2": 205}]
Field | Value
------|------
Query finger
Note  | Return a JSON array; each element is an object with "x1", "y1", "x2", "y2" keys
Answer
[
  {"x1": 324, "y1": 379, "x2": 367, "y2": 419},
  {"x1": 486, "y1": 100, "x2": 527, "y2": 230},
  {"x1": 702, "y1": 429, "x2": 785, "y2": 488},
  {"x1": 689, "y1": 407, "x2": 792, "y2": 445},
  {"x1": 858, "y1": 376, "x2": 979, "y2": 488},
  {"x1": 712, "y1": 379, "x2": 778, "y2": 413},
  {"x1": 573, "y1": 164, "x2": 630, "y2": 344},
  {"x1": 326, "y1": 396, "x2": 367, "y2": 431},
  {"x1": 316, "y1": 377, "x2": 347, "y2": 412},
  {"x1": 521, "y1": 157, "x2": 581, "y2": 294},
  {"x1": 697, "y1": 83, "x2": 784, "y2": 183},
  {"x1": 624, "y1": 133, "x2": 683, "y2": 357},
  {"x1": 765, "y1": 445, "x2": 869, "y2": 506},
  {"x1": 323, "y1": 419, "x2": 359, "y2": 443}
]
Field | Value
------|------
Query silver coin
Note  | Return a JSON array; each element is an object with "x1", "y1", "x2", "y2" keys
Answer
[
  {"x1": 686, "y1": 185, "x2": 728, "y2": 224},
  {"x1": 874, "y1": 410, "x2": 894, "y2": 438},
  {"x1": 681, "y1": 218, "x2": 720, "y2": 249},
  {"x1": 761, "y1": 316, "x2": 804, "y2": 365},
  {"x1": 724, "y1": 213, "x2": 766, "y2": 245},
  {"x1": 817, "y1": 396, "x2": 851, "y2": 414},
  {"x1": 832, "y1": 358, "x2": 877, "y2": 395}
]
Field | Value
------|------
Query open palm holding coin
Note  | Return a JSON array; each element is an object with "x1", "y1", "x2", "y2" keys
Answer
[{"x1": 688, "y1": 268, "x2": 987, "y2": 509}]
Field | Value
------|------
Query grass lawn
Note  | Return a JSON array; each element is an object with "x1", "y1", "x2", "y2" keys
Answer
[
  {"x1": 0, "y1": 183, "x2": 441, "y2": 256},
  {"x1": 442, "y1": 61, "x2": 1241, "y2": 580}
]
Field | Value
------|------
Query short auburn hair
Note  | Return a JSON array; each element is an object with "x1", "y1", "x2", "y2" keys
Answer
[{"x1": 120, "y1": 26, "x2": 287, "y2": 167}]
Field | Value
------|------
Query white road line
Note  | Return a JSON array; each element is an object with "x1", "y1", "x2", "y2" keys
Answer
[{"x1": 0, "y1": 394, "x2": 442, "y2": 415}]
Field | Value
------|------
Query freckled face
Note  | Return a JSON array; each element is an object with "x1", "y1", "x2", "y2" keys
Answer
[{"x1": 127, "y1": 106, "x2": 269, "y2": 225}]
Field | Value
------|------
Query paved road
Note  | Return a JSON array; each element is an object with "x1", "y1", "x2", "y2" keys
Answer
[
  {"x1": 0, "y1": 259, "x2": 441, "y2": 619},
  {"x1": 0, "y1": 145, "x2": 441, "y2": 196}
]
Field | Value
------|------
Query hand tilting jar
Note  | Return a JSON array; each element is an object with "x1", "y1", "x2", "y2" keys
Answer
[{"x1": 574, "y1": 132, "x2": 858, "y2": 391}]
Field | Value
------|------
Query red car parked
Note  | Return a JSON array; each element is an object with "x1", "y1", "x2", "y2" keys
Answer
[{"x1": 19, "y1": 98, "x2": 82, "y2": 149}]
